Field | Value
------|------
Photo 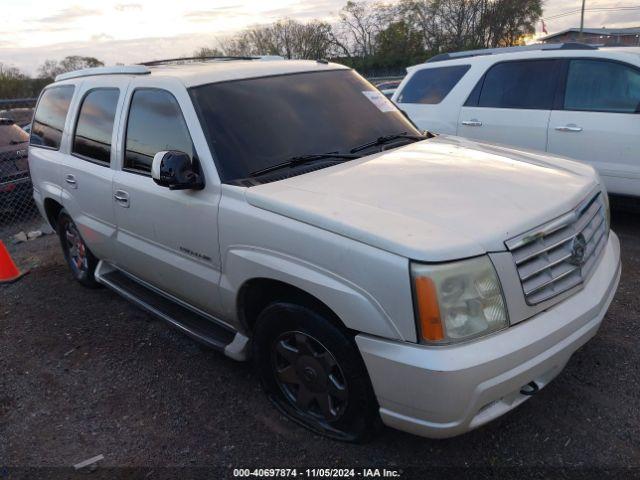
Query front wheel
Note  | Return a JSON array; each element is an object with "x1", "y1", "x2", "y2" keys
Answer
[
  {"x1": 253, "y1": 302, "x2": 380, "y2": 442},
  {"x1": 57, "y1": 210, "x2": 100, "y2": 288}
]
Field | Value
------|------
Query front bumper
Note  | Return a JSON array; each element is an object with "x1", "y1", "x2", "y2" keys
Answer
[{"x1": 356, "y1": 232, "x2": 621, "y2": 438}]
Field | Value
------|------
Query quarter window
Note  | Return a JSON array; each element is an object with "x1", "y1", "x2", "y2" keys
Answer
[
  {"x1": 30, "y1": 86, "x2": 75, "y2": 149},
  {"x1": 477, "y1": 60, "x2": 559, "y2": 110},
  {"x1": 397, "y1": 65, "x2": 470, "y2": 104},
  {"x1": 72, "y1": 89, "x2": 119, "y2": 164},
  {"x1": 564, "y1": 59, "x2": 640, "y2": 113},
  {"x1": 124, "y1": 89, "x2": 194, "y2": 174}
]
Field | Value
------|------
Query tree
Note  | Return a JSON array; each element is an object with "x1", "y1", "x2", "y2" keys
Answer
[
  {"x1": 37, "y1": 56, "x2": 104, "y2": 79},
  {"x1": 376, "y1": 20, "x2": 426, "y2": 69},
  {"x1": 198, "y1": 19, "x2": 334, "y2": 60},
  {"x1": 193, "y1": 47, "x2": 225, "y2": 58},
  {"x1": 399, "y1": 0, "x2": 542, "y2": 52},
  {"x1": 333, "y1": 1, "x2": 390, "y2": 59},
  {"x1": 479, "y1": 0, "x2": 542, "y2": 47}
]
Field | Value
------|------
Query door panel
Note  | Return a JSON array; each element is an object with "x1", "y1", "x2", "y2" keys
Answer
[
  {"x1": 113, "y1": 86, "x2": 223, "y2": 315},
  {"x1": 458, "y1": 106, "x2": 551, "y2": 151},
  {"x1": 61, "y1": 159, "x2": 115, "y2": 259},
  {"x1": 547, "y1": 110, "x2": 640, "y2": 196},
  {"x1": 60, "y1": 85, "x2": 125, "y2": 262},
  {"x1": 547, "y1": 58, "x2": 640, "y2": 196},
  {"x1": 112, "y1": 171, "x2": 222, "y2": 314},
  {"x1": 457, "y1": 59, "x2": 560, "y2": 153}
]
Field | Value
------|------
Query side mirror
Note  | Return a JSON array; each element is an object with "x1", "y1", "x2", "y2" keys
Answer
[{"x1": 151, "y1": 151, "x2": 204, "y2": 190}]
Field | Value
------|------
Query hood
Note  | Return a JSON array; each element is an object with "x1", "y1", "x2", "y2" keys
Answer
[{"x1": 245, "y1": 135, "x2": 599, "y2": 262}]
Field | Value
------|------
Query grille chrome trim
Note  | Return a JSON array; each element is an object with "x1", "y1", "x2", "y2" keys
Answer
[{"x1": 506, "y1": 192, "x2": 608, "y2": 306}]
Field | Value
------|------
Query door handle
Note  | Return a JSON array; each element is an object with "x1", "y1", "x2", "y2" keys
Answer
[
  {"x1": 64, "y1": 174, "x2": 77, "y2": 189},
  {"x1": 113, "y1": 190, "x2": 130, "y2": 208},
  {"x1": 461, "y1": 119, "x2": 482, "y2": 127},
  {"x1": 555, "y1": 125, "x2": 583, "y2": 132}
]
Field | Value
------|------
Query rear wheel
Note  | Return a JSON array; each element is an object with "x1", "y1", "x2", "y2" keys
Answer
[
  {"x1": 57, "y1": 210, "x2": 100, "y2": 288},
  {"x1": 253, "y1": 302, "x2": 380, "y2": 442}
]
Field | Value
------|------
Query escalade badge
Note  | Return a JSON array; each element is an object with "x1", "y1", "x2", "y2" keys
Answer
[{"x1": 568, "y1": 233, "x2": 587, "y2": 267}]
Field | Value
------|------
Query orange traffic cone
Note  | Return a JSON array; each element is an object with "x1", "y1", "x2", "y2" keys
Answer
[{"x1": 0, "y1": 240, "x2": 27, "y2": 284}]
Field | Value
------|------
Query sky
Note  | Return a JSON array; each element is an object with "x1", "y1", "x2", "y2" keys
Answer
[{"x1": 1, "y1": 0, "x2": 639, "y2": 75}]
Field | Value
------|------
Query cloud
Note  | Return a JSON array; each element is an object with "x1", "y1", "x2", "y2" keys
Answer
[
  {"x1": 90, "y1": 33, "x2": 115, "y2": 42},
  {"x1": 114, "y1": 3, "x2": 143, "y2": 12},
  {"x1": 262, "y1": 0, "x2": 343, "y2": 21},
  {"x1": 36, "y1": 6, "x2": 101, "y2": 24},
  {"x1": 184, "y1": 6, "x2": 244, "y2": 22}
]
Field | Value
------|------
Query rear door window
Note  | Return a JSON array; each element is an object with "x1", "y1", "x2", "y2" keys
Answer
[
  {"x1": 124, "y1": 89, "x2": 194, "y2": 175},
  {"x1": 30, "y1": 85, "x2": 75, "y2": 149},
  {"x1": 476, "y1": 60, "x2": 559, "y2": 110},
  {"x1": 72, "y1": 88, "x2": 120, "y2": 165},
  {"x1": 397, "y1": 65, "x2": 470, "y2": 104},
  {"x1": 564, "y1": 59, "x2": 640, "y2": 113}
]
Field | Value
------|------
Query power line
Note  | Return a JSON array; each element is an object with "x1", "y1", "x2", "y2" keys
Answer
[{"x1": 542, "y1": 5, "x2": 640, "y2": 21}]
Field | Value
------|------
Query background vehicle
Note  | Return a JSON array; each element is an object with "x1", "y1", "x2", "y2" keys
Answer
[
  {"x1": 0, "y1": 118, "x2": 31, "y2": 220},
  {"x1": 393, "y1": 43, "x2": 640, "y2": 197},
  {"x1": 375, "y1": 80, "x2": 402, "y2": 99},
  {"x1": 28, "y1": 59, "x2": 620, "y2": 442}
]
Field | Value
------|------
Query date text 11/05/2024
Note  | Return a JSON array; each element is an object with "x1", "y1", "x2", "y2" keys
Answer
[{"x1": 233, "y1": 468, "x2": 402, "y2": 478}]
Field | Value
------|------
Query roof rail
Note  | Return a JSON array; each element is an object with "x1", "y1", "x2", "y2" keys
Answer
[
  {"x1": 140, "y1": 55, "x2": 285, "y2": 66},
  {"x1": 426, "y1": 42, "x2": 598, "y2": 63},
  {"x1": 55, "y1": 65, "x2": 150, "y2": 82}
]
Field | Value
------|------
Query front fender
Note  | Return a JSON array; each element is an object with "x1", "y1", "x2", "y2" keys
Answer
[{"x1": 219, "y1": 245, "x2": 406, "y2": 341}]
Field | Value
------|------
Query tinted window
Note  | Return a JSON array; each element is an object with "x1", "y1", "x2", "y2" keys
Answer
[
  {"x1": 397, "y1": 65, "x2": 470, "y2": 104},
  {"x1": 190, "y1": 70, "x2": 420, "y2": 183},
  {"x1": 564, "y1": 59, "x2": 640, "y2": 113},
  {"x1": 478, "y1": 60, "x2": 559, "y2": 109},
  {"x1": 124, "y1": 89, "x2": 194, "y2": 174},
  {"x1": 73, "y1": 89, "x2": 119, "y2": 164},
  {"x1": 30, "y1": 86, "x2": 75, "y2": 149}
]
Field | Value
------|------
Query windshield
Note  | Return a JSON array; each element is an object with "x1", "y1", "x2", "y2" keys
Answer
[{"x1": 190, "y1": 69, "x2": 421, "y2": 183}]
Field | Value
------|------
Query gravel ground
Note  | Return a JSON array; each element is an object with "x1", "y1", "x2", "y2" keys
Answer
[{"x1": 1, "y1": 208, "x2": 639, "y2": 479}]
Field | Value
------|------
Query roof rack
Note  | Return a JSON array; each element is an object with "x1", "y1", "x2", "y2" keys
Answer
[
  {"x1": 426, "y1": 42, "x2": 598, "y2": 63},
  {"x1": 140, "y1": 55, "x2": 285, "y2": 66},
  {"x1": 55, "y1": 65, "x2": 150, "y2": 82}
]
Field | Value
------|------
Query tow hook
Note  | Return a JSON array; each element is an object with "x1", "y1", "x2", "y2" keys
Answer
[{"x1": 520, "y1": 381, "x2": 539, "y2": 396}]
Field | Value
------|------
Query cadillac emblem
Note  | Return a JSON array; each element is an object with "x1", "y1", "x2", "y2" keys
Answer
[{"x1": 568, "y1": 233, "x2": 587, "y2": 267}]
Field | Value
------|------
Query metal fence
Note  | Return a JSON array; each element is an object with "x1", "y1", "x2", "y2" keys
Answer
[
  {"x1": 0, "y1": 99, "x2": 38, "y2": 234},
  {"x1": 0, "y1": 148, "x2": 39, "y2": 230}
]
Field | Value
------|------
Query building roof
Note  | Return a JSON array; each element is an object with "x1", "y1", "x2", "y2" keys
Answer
[{"x1": 540, "y1": 27, "x2": 640, "y2": 41}]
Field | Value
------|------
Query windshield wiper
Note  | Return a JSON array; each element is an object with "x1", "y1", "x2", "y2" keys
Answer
[
  {"x1": 250, "y1": 152, "x2": 361, "y2": 177},
  {"x1": 349, "y1": 132, "x2": 427, "y2": 154}
]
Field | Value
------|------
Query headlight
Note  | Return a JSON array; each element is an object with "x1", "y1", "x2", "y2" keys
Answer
[{"x1": 411, "y1": 256, "x2": 508, "y2": 345}]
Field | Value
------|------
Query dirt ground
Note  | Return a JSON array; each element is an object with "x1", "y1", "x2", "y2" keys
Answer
[{"x1": 1, "y1": 208, "x2": 639, "y2": 480}]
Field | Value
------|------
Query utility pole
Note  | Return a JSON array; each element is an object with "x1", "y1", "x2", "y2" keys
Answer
[{"x1": 579, "y1": 0, "x2": 586, "y2": 42}]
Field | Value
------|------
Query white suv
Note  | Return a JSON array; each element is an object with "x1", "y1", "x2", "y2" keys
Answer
[
  {"x1": 393, "y1": 43, "x2": 640, "y2": 198},
  {"x1": 28, "y1": 58, "x2": 621, "y2": 441}
]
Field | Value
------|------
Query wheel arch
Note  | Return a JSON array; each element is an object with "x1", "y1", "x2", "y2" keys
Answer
[
  {"x1": 237, "y1": 278, "x2": 347, "y2": 335},
  {"x1": 222, "y1": 247, "x2": 405, "y2": 341},
  {"x1": 43, "y1": 197, "x2": 64, "y2": 230}
]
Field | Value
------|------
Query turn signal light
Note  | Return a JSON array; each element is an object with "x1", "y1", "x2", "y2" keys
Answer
[{"x1": 414, "y1": 276, "x2": 444, "y2": 341}]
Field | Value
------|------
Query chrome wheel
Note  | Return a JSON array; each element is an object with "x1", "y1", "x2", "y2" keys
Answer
[
  {"x1": 272, "y1": 331, "x2": 348, "y2": 423},
  {"x1": 64, "y1": 221, "x2": 88, "y2": 276}
]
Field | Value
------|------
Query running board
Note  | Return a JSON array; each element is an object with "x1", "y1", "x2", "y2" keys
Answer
[{"x1": 94, "y1": 262, "x2": 244, "y2": 356}]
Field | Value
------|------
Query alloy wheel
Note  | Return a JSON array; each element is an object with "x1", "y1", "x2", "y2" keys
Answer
[
  {"x1": 64, "y1": 221, "x2": 88, "y2": 276},
  {"x1": 272, "y1": 331, "x2": 348, "y2": 423}
]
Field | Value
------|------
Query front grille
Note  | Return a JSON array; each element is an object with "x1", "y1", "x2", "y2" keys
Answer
[{"x1": 506, "y1": 192, "x2": 608, "y2": 305}]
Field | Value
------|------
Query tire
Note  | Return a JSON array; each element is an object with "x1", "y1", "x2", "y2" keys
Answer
[
  {"x1": 253, "y1": 302, "x2": 380, "y2": 442},
  {"x1": 57, "y1": 209, "x2": 100, "y2": 288}
]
